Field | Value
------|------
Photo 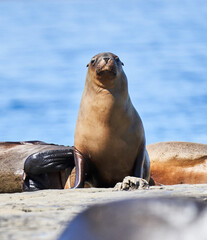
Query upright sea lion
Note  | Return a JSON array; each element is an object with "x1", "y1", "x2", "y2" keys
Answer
[{"x1": 74, "y1": 52, "x2": 150, "y2": 187}]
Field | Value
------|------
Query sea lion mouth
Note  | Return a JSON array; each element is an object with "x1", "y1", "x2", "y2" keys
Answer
[{"x1": 96, "y1": 68, "x2": 117, "y2": 76}]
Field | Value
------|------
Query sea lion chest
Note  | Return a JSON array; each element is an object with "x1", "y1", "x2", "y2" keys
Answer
[{"x1": 74, "y1": 88, "x2": 144, "y2": 186}]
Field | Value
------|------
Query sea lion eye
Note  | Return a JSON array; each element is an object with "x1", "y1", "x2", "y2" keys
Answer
[
  {"x1": 86, "y1": 58, "x2": 96, "y2": 67},
  {"x1": 115, "y1": 56, "x2": 124, "y2": 66},
  {"x1": 91, "y1": 58, "x2": 96, "y2": 65}
]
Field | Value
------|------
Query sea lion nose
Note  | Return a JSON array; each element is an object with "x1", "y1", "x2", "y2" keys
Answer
[{"x1": 103, "y1": 57, "x2": 110, "y2": 64}]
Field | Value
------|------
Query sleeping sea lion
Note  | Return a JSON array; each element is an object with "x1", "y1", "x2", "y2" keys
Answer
[
  {"x1": 147, "y1": 141, "x2": 207, "y2": 185},
  {"x1": 73, "y1": 52, "x2": 150, "y2": 187}
]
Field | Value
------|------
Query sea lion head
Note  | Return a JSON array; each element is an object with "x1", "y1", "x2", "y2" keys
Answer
[{"x1": 86, "y1": 52, "x2": 126, "y2": 89}]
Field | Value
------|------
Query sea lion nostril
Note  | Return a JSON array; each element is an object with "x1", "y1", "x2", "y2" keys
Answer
[{"x1": 103, "y1": 57, "x2": 110, "y2": 64}]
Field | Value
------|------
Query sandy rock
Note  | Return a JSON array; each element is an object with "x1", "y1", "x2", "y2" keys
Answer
[{"x1": 0, "y1": 184, "x2": 207, "y2": 240}]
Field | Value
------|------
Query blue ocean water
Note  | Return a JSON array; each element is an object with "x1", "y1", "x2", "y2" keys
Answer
[{"x1": 0, "y1": 0, "x2": 206, "y2": 145}]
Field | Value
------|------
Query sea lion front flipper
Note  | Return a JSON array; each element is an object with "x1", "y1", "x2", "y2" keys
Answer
[
  {"x1": 23, "y1": 148, "x2": 75, "y2": 191},
  {"x1": 22, "y1": 172, "x2": 52, "y2": 191},
  {"x1": 24, "y1": 147, "x2": 74, "y2": 174},
  {"x1": 68, "y1": 148, "x2": 89, "y2": 189},
  {"x1": 133, "y1": 146, "x2": 150, "y2": 182}
]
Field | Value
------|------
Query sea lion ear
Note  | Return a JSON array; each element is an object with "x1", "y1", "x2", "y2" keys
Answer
[
  {"x1": 115, "y1": 56, "x2": 124, "y2": 66},
  {"x1": 86, "y1": 63, "x2": 89, "y2": 67}
]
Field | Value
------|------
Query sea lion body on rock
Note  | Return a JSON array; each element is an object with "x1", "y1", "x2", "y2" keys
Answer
[
  {"x1": 147, "y1": 141, "x2": 207, "y2": 185},
  {"x1": 1, "y1": 141, "x2": 206, "y2": 192},
  {"x1": 74, "y1": 52, "x2": 150, "y2": 187},
  {"x1": 0, "y1": 141, "x2": 75, "y2": 192}
]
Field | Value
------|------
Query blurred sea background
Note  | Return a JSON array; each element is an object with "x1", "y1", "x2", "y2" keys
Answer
[{"x1": 0, "y1": 0, "x2": 206, "y2": 146}]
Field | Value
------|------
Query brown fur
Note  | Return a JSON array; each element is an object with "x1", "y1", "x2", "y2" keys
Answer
[
  {"x1": 0, "y1": 141, "x2": 58, "y2": 174},
  {"x1": 147, "y1": 142, "x2": 207, "y2": 185},
  {"x1": 0, "y1": 172, "x2": 22, "y2": 193},
  {"x1": 0, "y1": 141, "x2": 70, "y2": 193}
]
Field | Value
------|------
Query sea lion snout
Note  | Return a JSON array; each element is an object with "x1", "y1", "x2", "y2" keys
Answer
[
  {"x1": 87, "y1": 52, "x2": 124, "y2": 79},
  {"x1": 96, "y1": 55, "x2": 117, "y2": 77},
  {"x1": 103, "y1": 57, "x2": 110, "y2": 64}
]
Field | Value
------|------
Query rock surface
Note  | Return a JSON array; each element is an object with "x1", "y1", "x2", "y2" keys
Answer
[{"x1": 0, "y1": 184, "x2": 207, "y2": 240}]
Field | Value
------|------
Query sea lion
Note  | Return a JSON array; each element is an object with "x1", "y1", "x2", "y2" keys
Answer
[
  {"x1": 58, "y1": 197, "x2": 207, "y2": 240},
  {"x1": 147, "y1": 141, "x2": 207, "y2": 185},
  {"x1": 73, "y1": 52, "x2": 150, "y2": 187},
  {"x1": 0, "y1": 141, "x2": 75, "y2": 192}
]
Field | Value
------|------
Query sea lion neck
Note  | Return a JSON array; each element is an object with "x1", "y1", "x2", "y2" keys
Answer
[{"x1": 85, "y1": 71, "x2": 129, "y2": 100}]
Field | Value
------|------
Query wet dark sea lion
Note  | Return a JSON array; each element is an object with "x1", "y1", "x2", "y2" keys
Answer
[{"x1": 74, "y1": 52, "x2": 150, "y2": 187}]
